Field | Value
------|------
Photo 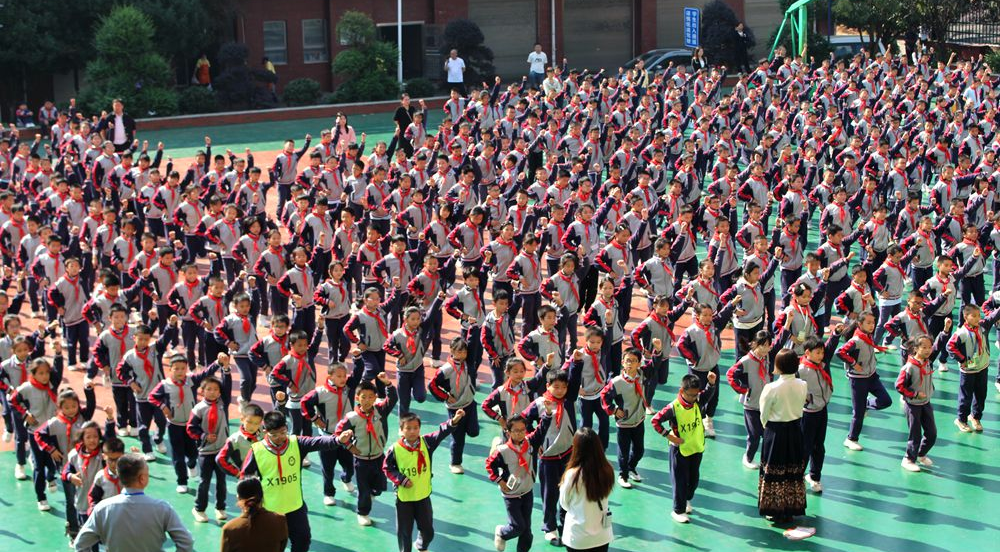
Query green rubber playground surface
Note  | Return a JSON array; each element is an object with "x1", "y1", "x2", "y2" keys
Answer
[{"x1": 3, "y1": 112, "x2": 1000, "y2": 551}]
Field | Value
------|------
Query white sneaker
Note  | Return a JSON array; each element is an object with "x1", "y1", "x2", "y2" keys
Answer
[
  {"x1": 629, "y1": 470, "x2": 642, "y2": 482},
  {"x1": 323, "y1": 495, "x2": 336, "y2": 506},
  {"x1": 37, "y1": 500, "x2": 50, "y2": 511},
  {"x1": 686, "y1": 501, "x2": 693, "y2": 513},
  {"x1": 343, "y1": 481, "x2": 356, "y2": 493},
  {"x1": 449, "y1": 464, "x2": 464, "y2": 474},
  {"x1": 215, "y1": 509, "x2": 228, "y2": 521},
  {"x1": 703, "y1": 417, "x2": 716, "y2": 438},
  {"x1": 618, "y1": 475, "x2": 632, "y2": 489},
  {"x1": 901, "y1": 458, "x2": 921, "y2": 472},
  {"x1": 644, "y1": 406, "x2": 655, "y2": 416},
  {"x1": 144, "y1": 452, "x2": 156, "y2": 462},
  {"x1": 188, "y1": 466, "x2": 198, "y2": 479},
  {"x1": 543, "y1": 530, "x2": 559, "y2": 544},
  {"x1": 129, "y1": 427, "x2": 139, "y2": 437},
  {"x1": 2, "y1": 430, "x2": 11, "y2": 442},
  {"x1": 843, "y1": 438, "x2": 864, "y2": 451},
  {"x1": 357, "y1": 514, "x2": 373, "y2": 526},
  {"x1": 937, "y1": 363, "x2": 949, "y2": 373},
  {"x1": 671, "y1": 511, "x2": 690, "y2": 523},
  {"x1": 955, "y1": 419, "x2": 972, "y2": 433},
  {"x1": 917, "y1": 456, "x2": 934, "y2": 467},
  {"x1": 192, "y1": 509, "x2": 209, "y2": 523},
  {"x1": 176, "y1": 485, "x2": 188, "y2": 494},
  {"x1": 301, "y1": 458, "x2": 311, "y2": 468},
  {"x1": 48, "y1": 480, "x2": 57, "y2": 492},
  {"x1": 116, "y1": 427, "x2": 129, "y2": 437},
  {"x1": 14, "y1": 464, "x2": 27, "y2": 480},
  {"x1": 742, "y1": 455, "x2": 759, "y2": 469},
  {"x1": 970, "y1": 418, "x2": 984, "y2": 432},
  {"x1": 805, "y1": 474, "x2": 823, "y2": 493},
  {"x1": 995, "y1": 380, "x2": 1000, "y2": 393},
  {"x1": 494, "y1": 525, "x2": 506, "y2": 551},
  {"x1": 156, "y1": 441, "x2": 167, "y2": 454}
]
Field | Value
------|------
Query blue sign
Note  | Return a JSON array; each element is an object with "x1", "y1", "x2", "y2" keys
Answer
[{"x1": 684, "y1": 7, "x2": 700, "y2": 48}]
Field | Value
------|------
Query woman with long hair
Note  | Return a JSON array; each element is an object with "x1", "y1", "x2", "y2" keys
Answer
[
  {"x1": 220, "y1": 478, "x2": 289, "y2": 552},
  {"x1": 558, "y1": 428, "x2": 615, "y2": 552}
]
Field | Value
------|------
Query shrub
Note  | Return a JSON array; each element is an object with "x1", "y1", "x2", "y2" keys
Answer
[
  {"x1": 178, "y1": 86, "x2": 218, "y2": 114},
  {"x1": 330, "y1": 74, "x2": 400, "y2": 103},
  {"x1": 701, "y1": 0, "x2": 754, "y2": 70},
  {"x1": 282, "y1": 78, "x2": 322, "y2": 107},
  {"x1": 337, "y1": 10, "x2": 377, "y2": 47},
  {"x1": 134, "y1": 87, "x2": 179, "y2": 117},
  {"x1": 330, "y1": 11, "x2": 400, "y2": 103},
  {"x1": 404, "y1": 77, "x2": 435, "y2": 98}
]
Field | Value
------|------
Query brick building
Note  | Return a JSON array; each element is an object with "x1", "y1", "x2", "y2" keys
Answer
[{"x1": 235, "y1": 0, "x2": 770, "y2": 93}]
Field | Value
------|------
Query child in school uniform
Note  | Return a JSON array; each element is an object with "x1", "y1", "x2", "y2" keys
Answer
[
  {"x1": 919, "y1": 254, "x2": 956, "y2": 372},
  {"x1": 301, "y1": 358, "x2": 363, "y2": 505},
  {"x1": 345, "y1": 283, "x2": 400, "y2": 382},
  {"x1": 428, "y1": 338, "x2": 480, "y2": 474},
  {"x1": 601, "y1": 342, "x2": 666, "y2": 488},
  {"x1": 186, "y1": 374, "x2": 232, "y2": 523},
  {"x1": 651, "y1": 371, "x2": 718, "y2": 523},
  {"x1": 896, "y1": 335, "x2": 939, "y2": 472},
  {"x1": 541, "y1": 253, "x2": 582, "y2": 355},
  {"x1": 87, "y1": 304, "x2": 135, "y2": 436},
  {"x1": 385, "y1": 294, "x2": 446, "y2": 415},
  {"x1": 383, "y1": 410, "x2": 463, "y2": 552},
  {"x1": 485, "y1": 412, "x2": 553, "y2": 552},
  {"x1": 837, "y1": 311, "x2": 893, "y2": 451},
  {"x1": 630, "y1": 295, "x2": 688, "y2": 411},
  {"x1": 522, "y1": 366, "x2": 582, "y2": 545},
  {"x1": 116, "y1": 318, "x2": 180, "y2": 460},
  {"x1": 947, "y1": 304, "x2": 1000, "y2": 432},
  {"x1": 271, "y1": 324, "x2": 326, "y2": 457},
  {"x1": 676, "y1": 296, "x2": 740, "y2": 436},
  {"x1": 315, "y1": 258, "x2": 356, "y2": 364},
  {"x1": 149, "y1": 352, "x2": 230, "y2": 493},
  {"x1": 61, "y1": 419, "x2": 115, "y2": 544},
  {"x1": 482, "y1": 358, "x2": 551, "y2": 435},
  {"x1": 47, "y1": 257, "x2": 89, "y2": 370},
  {"x1": 567, "y1": 327, "x2": 611, "y2": 449},
  {"x1": 726, "y1": 330, "x2": 776, "y2": 470},
  {"x1": 249, "y1": 314, "x2": 291, "y2": 409},
  {"x1": 86, "y1": 437, "x2": 126, "y2": 515},
  {"x1": 215, "y1": 402, "x2": 264, "y2": 479},
  {"x1": 335, "y1": 374, "x2": 398, "y2": 526},
  {"x1": 797, "y1": 329, "x2": 843, "y2": 493},
  {"x1": 10, "y1": 352, "x2": 64, "y2": 510},
  {"x1": 214, "y1": 292, "x2": 259, "y2": 407},
  {"x1": 482, "y1": 291, "x2": 517, "y2": 389},
  {"x1": 582, "y1": 275, "x2": 631, "y2": 379}
]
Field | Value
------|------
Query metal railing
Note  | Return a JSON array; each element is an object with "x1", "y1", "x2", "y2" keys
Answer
[{"x1": 948, "y1": 9, "x2": 1000, "y2": 47}]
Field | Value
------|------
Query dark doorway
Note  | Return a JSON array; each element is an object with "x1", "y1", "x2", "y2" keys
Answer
[{"x1": 378, "y1": 24, "x2": 424, "y2": 80}]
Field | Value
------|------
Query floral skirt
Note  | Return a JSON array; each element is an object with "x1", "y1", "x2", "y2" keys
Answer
[{"x1": 758, "y1": 420, "x2": 807, "y2": 517}]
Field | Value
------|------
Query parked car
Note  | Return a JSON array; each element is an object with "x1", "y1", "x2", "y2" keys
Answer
[
  {"x1": 828, "y1": 35, "x2": 887, "y2": 61},
  {"x1": 625, "y1": 49, "x2": 694, "y2": 75}
]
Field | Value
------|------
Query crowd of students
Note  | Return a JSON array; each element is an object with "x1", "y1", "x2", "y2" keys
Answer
[{"x1": 1, "y1": 42, "x2": 999, "y2": 551}]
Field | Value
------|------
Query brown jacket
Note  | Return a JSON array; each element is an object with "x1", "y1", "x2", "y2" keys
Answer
[{"x1": 220, "y1": 509, "x2": 288, "y2": 552}]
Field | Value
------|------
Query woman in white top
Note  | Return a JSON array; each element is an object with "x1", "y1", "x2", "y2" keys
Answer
[
  {"x1": 558, "y1": 428, "x2": 614, "y2": 552},
  {"x1": 757, "y1": 349, "x2": 808, "y2": 524}
]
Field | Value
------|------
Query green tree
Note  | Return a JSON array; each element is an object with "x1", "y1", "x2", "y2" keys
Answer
[
  {"x1": 79, "y1": 6, "x2": 177, "y2": 117},
  {"x1": 833, "y1": 0, "x2": 914, "y2": 53},
  {"x1": 440, "y1": 19, "x2": 496, "y2": 84},
  {"x1": 330, "y1": 12, "x2": 400, "y2": 102}
]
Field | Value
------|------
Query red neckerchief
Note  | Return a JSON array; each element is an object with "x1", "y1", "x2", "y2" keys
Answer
[
  {"x1": 542, "y1": 391, "x2": 564, "y2": 426},
  {"x1": 583, "y1": 347, "x2": 604, "y2": 385},
  {"x1": 886, "y1": 260, "x2": 906, "y2": 279},
  {"x1": 853, "y1": 329, "x2": 886, "y2": 353},
  {"x1": 495, "y1": 316, "x2": 510, "y2": 351},
  {"x1": 323, "y1": 379, "x2": 347, "y2": 421},
  {"x1": 905, "y1": 308, "x2": 928, "y2": 335},
  {"x1": 57, "y1": 412, "x2": 78, "y2": 450},
  {"x1": 171, "y1": 376, "x2": 187, "y2": 405},
  {"x1": 697, "y1": 277, "x2": 720, "y2": 299},
  {"x1": 558, "y1": 272, "x2": 579, "y2": 305},
  {"x1": 271, "y1": 332, "x2": 289, "y2": 356},
  {"x1": 792, "y1": 301, "x2": 818, "y2": 332},
  {"x1": 290, "y1": 351, "x2": 309, "y2": 391},
  {"x1": 851, "y1": 281, "x2": 870, "y2": 311},
  {"x1": 907, "y1": 356, "x2": 933, "y2": 388},
  {"x1": 48, "y1": 251, "x2": 62, "y2": 277},
  {"x1": 135, "y1": 347, "x2": 154, "y2": 379},
  {"x1": 103, "y1": 466, "x2": 121, "y2": 494},
  {"x1": 295, "y1": 265, "x2": 310, "y2": 295},
  {"x1": 966, "y1": 324, "x2": 985, "y2": 355},
  {"x1": 623, "y1": 370, "x2": 649, "y2": 408},
  {"x1": 29, "y1": 376, "x2": 57, "y2": 403},
  {"x1": 398, "y1": 437, "x2": 427, "y2": 474},
  {"x1": 263, "y1": 434, "x2": 290, "y2": 477},
  {"x1": 269, "y1": 245, "x2": 284, "y2": 266},
  {"x1": 801, "y1": 358, "x2": 832, "y2": 389},
  {"x1": 917, "y1": 230, "x2": 935, "y2": 256},
  {"x1": 158, "y1": 260, "x2": 176, "y2": 284},
  {"x1": 239, "y1": 314, "x2": 251, "y2": 334},
  {"x1": 183, "y1": 279, "x2": 200, "y2": 302},
  {"x1": 239, "y1": 424, "x2": 259, "y2": 442},
  {"x1": 694, "y1": 319, "x2": 717, "y2": 351},
  {"x1": 328, "y1": 278, "x2": 346, "y2": 302},
  {"x1": 78, "y1": 444, "x2": 100, "y2": 473},
  {"x1": 748, "y1": 350, "x2": 768, "y2": 382},
  {"x1": 64, "y1": 275, "x2": 81, "y2": 302},
  {"x1": 363, "y1": 307, "x2": 388, "y2": 338},
  {"x1": 208, "y1": 294, "x2": 224, "y2": 321},
  {"x1": 403, "y1": 326, "x2": 418, "y2": 356},
  {"x1": 506, "y1": 437, "x2": 531, "y2": 471},
  {"x1": 355, "y1": 406, "x2": 381, "y2": 447}
]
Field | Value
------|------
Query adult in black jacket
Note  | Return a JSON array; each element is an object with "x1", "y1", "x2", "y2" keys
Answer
[{"x1": 96, "y1": 99, "x2": 137, "y2": 152}]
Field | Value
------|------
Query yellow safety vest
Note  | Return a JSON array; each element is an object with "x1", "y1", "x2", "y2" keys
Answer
[
  {"x1": 671, "y1": 398, "x2": 705, "y2": 457},
  {"x1": 393, "y1": 438, "x2": 432, "y2": 502},
  {"x1": 251, "y1": 436, "x2": 303, "y2": 514}
]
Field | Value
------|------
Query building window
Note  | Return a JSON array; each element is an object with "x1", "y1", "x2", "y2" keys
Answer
[
  {"x1": 302, "y1": 19, "x2": 329, "y2": 63},
  {"x1": 263, "y1": 21, "x2": 287, "y2": 65}
]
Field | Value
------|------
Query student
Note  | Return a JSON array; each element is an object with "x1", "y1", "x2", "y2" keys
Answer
[
  {"x1": 946, "y1": 304, "x2": 1000, "y2": 432},
  {"x1": 726, "y1": 330, "x2": 775, "y2": 470},
  {"x1": 345, "y1": 283, "x2": 400, "y2": 382},
  {"x1": 600, "y1": 342, "x2": 666, "y2": 488},
  {"x1": 276, "y1": 247, "x2": 318, "y2": 336},
  {"x1": 384, "y1": 294, "x2": 446, "y2": 415},
  {"x1": 482, "y1": 357, "x2": 551, "y2": 436},
  {"x1": 214, "y1": 292, "x2": 259, "y2": 406},
  {"x1": 567, "y1": 327, "x2": 611, "y2": 450},
  {"x1": 651, "y1": 371, "x2": 718, "y2": 523},
  {"x1": 301, "y1": 358, "x2": 363, "y2": 505},
  {"x1": 87, "y1": 304, "x2": 135, "y2": 436},
  {"x1": 271, "y1": 324, "x2": 326, "y2": 454},
  {"x1": 47, "y1": 257, "x2": 89, "y2": 370},
  {"x1": 249, "y1": 314, "x2": 292, "y2": 409},
  {"x1": 186, "y1": 375, "x2": 231, "y2": 523},
  {"x1": 582, "y1": 275, "x2": 631, "y2": 380},
  {"x1": 895, "y1": 335, "x2": 938, "y2": 472},
  {"x1": 117, "y1": 319, "x2": 180, "y2": 460},
  {"x1": 482, "y1": 291, "x2": 517, "y2": 389},
  {"x1": 521, "y1": 362, "x2": 582, "y2": 544},
  {"x1": 315, "y1": 259, "x2": 355, "y2": 364},
  {"x1": 61, "y1": 419, "x2": 115, "y2": 544},
  {"x1": 797, "y1": 328, "x2": 843, "y2": 493},
  {"x1": 444, "y1": 268, "x2": 486, "y2": 376},
  {"x1": 10, "y1": 352, "x2": 64, "y2": 509},
  {"x1": 630, "y1": 295, "x2": 688, "y2": 410},
  {"x1": 541, "y1": 253, "x2": 582, "y2": 354},
  {"x1": 676, "y1": 297, "x2": 739, "y2": 436},
  {"x1": 215, "y1": 402, "x2": 264, "y2": 480},
  {"x1": 918, "y1": 255, "x2": 957, "y2": 372},
  {"x1": 837, "y1": 311, "x2": 893, "y2": 450},
  {"x1": 334, "y1": 374, "x2": 398, "y2": 526},
  {"x1": 85, "y1": 437, "x2": 126, "y2": 514},
  {"x1": 383, "y1": 410, "x2": 464, "y2": 552},
  {"x1": 429, "y1": 338, "x2": 480, "y2": 475}
]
